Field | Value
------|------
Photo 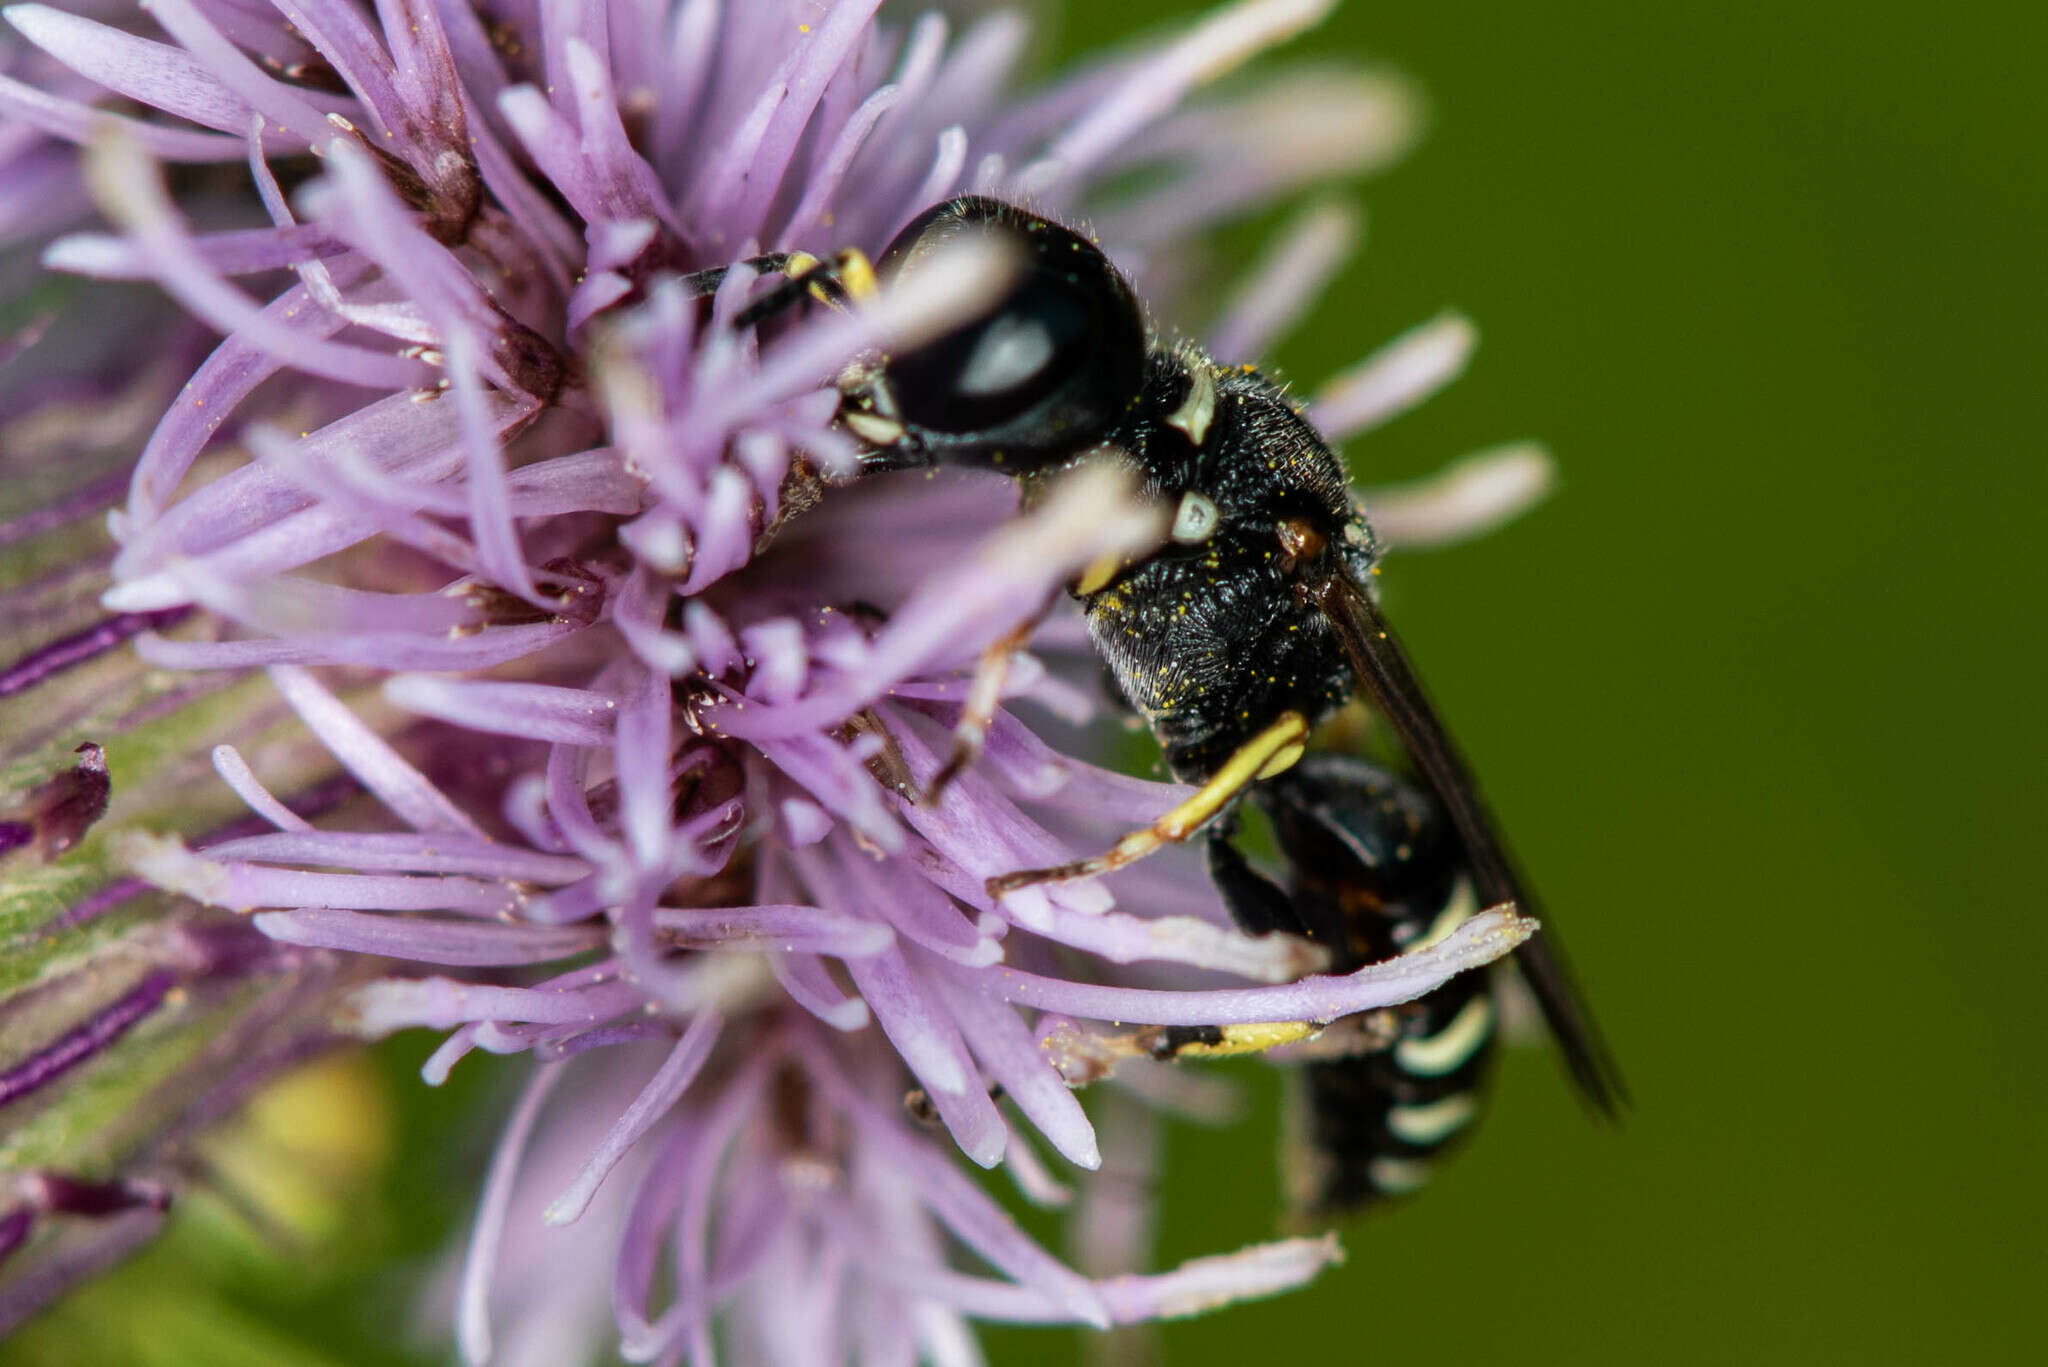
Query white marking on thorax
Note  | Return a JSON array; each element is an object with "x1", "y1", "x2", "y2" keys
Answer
[
  {"x1": 1165, "y1": 366, "x2": 1217, "y2": 446},
  {"x1": 1170, "y1": 491, "x2": 1221, "y2": 543}
]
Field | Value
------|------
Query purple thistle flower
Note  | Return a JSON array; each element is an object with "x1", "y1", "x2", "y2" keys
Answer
[{"x1": 2, "y1": 0, "x2": 1559, "y2": 1358}]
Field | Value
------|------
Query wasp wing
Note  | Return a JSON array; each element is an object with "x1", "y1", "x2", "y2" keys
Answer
[{"x1": 1312, "y1": 568, "x2": 1628, "y2": 1117}]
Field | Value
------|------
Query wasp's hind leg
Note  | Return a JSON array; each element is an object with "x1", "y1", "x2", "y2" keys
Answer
[
  {"x1": 984, "y1": 710, "x2": 1310, "y2": 897},
  {"x1": 1203, "y1": 826, "x2": 1305, "y2": 938},
  {"x1": 1136, "y1": 835, "x2": 1323, "y2": 1063},
  {"x1": 1138, "y1": 834, "x2": 1399, "y2": 1067}
]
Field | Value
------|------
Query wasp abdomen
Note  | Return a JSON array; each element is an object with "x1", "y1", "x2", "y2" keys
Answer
[
  {"x1": 1253, "y1": 754, "x2": 1499, "y2": 1217},
  {"x1": 1290, "y1": 965, "x2": 1495, "y2": 1214}
]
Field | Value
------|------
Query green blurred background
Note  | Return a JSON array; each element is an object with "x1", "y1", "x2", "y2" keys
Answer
[
  {"x1": 13, "y1": 2, "x2": 2047, "y2": 1364},
  {"x1": 1080, "y1": 1, "x2": 2048, "y2": 1364}
]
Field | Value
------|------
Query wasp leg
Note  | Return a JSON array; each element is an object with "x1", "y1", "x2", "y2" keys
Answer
[
  {"x1": 1136, "y1": 835, "x2": 1360, "y2": 1065},
  {"x1": 984, "y1": 710, "x2": 1310, "y2": 897},
  {"x1": 921, "y1": 619, "x2": 1040, "y2": 807},
  {"x1": 678, "y1": 247, "x2": 879, "y2": 328},
  {"x1": 737, "y1": 248, "x2": 878, "y2": 327},
  {"x1": 903, "y1": 1082, "x2": 1008, "y2": 1128},
  {"x1": 835, "y1": 707, "x2": 919, "y2": 805},
  {"x1": 680, "y1": 252, "x2": 799, "y2": 300},
  {"x1": 1138, "y1": 1020, "x2": 1324, "y2": 1061},
  {"x1": 1204, "y1": 827, "x2": 1307, "y2": 937}
]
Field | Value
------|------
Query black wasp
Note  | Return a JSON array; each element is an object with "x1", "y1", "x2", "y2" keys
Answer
[{"x1": 690, "y1": 196, "x2": 1623, "y2": 1216}]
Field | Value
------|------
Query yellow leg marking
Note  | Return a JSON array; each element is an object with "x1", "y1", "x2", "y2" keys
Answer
[
  {"x1": 1149, "y1": 710, "x2": 1308, "y2": 841},
  {"x1": 1150, "y1": 1021, "x2": 1322, "y2": 1059},
  {"x1": 834, "y1": 248, "x2": 879, "y2": 302},
  {"x1": 985, "y1": 711, "x2": 1309, "y2": 896},
  {"x1": 1257, "y1": 740, "x2": 1306, "y2": 780},
  {"x1": 777, "y1": 248, "x2": 877, "y2": 312},
  {"x1": 1071, "y1": 1020, "x2": 1323, "y2": 1073}
]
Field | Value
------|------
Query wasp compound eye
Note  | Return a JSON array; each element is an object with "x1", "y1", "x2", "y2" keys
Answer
[{"x1": 876, "y1": 197, "x2": 1147, "y2": 470}]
